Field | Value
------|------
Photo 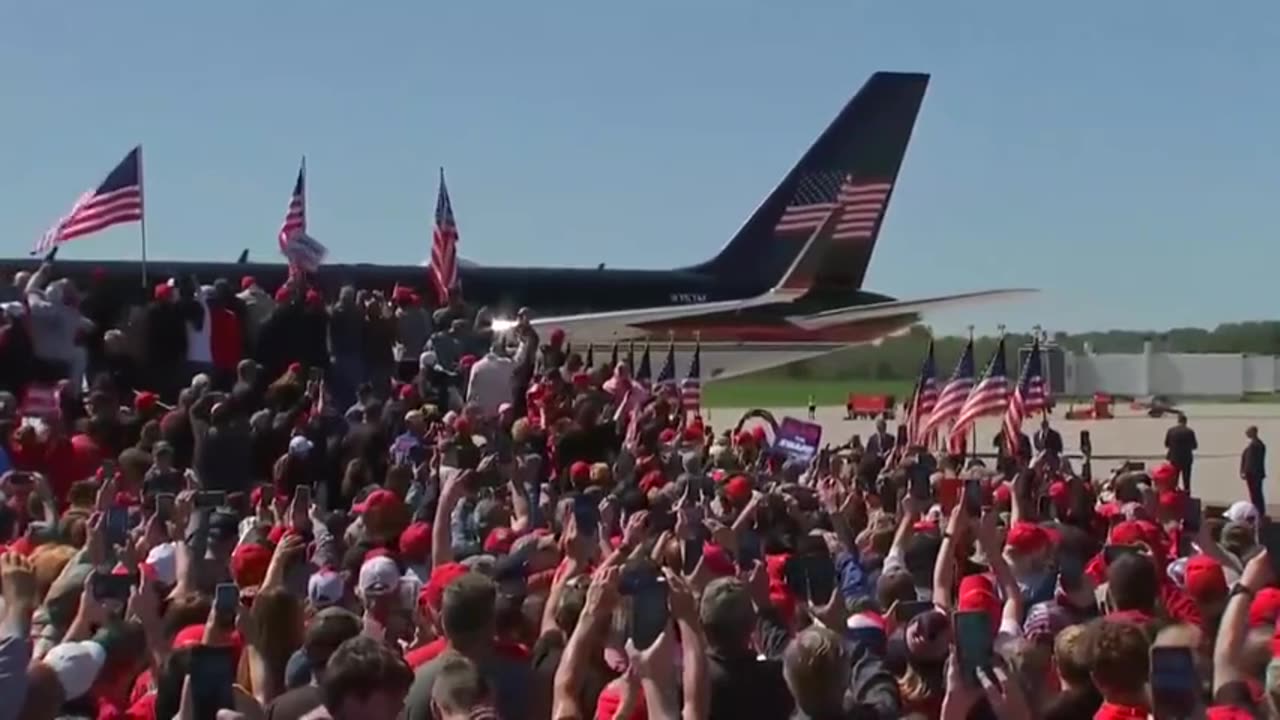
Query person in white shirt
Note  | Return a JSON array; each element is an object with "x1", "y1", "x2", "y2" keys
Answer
[{"x1": 467, "y1": 341, "x2": 516, "y2": 416}]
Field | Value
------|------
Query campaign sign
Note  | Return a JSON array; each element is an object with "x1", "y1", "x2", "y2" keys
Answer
[{"x1": 774, "y1": 416, "x2": 823, "y2": 463}]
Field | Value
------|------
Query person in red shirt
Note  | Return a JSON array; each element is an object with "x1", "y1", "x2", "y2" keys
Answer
[
  {"x1": 208, "y1": 292, "x2": 243, "y2": 391},
  {"x1": 1089, "y1": 619, "x2": 1152, "y2": 719}
]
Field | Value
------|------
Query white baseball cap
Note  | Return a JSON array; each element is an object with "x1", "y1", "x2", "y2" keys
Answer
[
  {"x1": 1224, "y1": 500, "x2": 1259, "y2": 526},
  {"x1": 42, "y1": 640, "x2": 106, "y2": 700},
  {"x1": 358, "y1": 556, "x2": 400, "y2": 597}
]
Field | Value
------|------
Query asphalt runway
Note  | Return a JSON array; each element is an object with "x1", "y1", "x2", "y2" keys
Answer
[{"x1": 706, "y1": 403, "x2": 1280, "y2": 511}]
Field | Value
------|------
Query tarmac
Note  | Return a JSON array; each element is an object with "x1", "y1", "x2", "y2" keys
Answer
[{"x1": 706, "y1": 403, "x2": 1280, "y2": 512}]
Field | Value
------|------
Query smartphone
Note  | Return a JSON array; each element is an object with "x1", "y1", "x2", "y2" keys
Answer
[
  {"x1": 92, "y1": 572, "x2": 134, "y2": 603},
  {"x1": 214, "y1": 583, "x2": 238, "y2": 626},
  {"x1": 685, "y1": 480, "x2": 703, "y2": 505},
  {"x1": 8, "y1": 471, "x2": 31, "y2": 487},
  {"x1": 1261, "y1": 521, "x2": 1280, "y2": 577},
  {"x1": 626, "y1": 572, "x2": 669, "y2": 651},
  {"x1": 105, "y1": 507, "x2": 130, "y2": 546},
  {"x1": 963, "y1": 478, "x2": 983, "y2": 517},
  {"x1": 188, "y1": 645, "x2": 237, "y2": 720},
  {"x1": 100, "y1": 459, "x2": 117, "y2": 479},
  {"x1": 294, "y1": 484, "x2": 311, "y2": 507},
  {"x1": 1121, "y1": 460, "x2": 1146, "y2": 472},
  {"x1": 154, "y1": 493, "x2": 175, "y2": 521},
  {"x1": 1103, "y1": 544, "x2": 1143, "y2": 565},
  {"x1": 954, "y1": 610, "x2": 994, "y2": 683},
  {"x1": 736, "y1": 531, "x2": 762, "y2": 570},
  {"x1": 682, "y1": 537, "x2": 703, "y2": 575},
  {"x1": 572, "y1": 494, "x2": 599, "y2": 537},
  {"x1": 1183, "y1": 497, "x2": 1202, "y2": 534},
  {"x1": 1079, "y1": 430, "x2": 1092, "y2": 457},
  {"x1": 893, "y1": 600, "x2": 934, "y2": 624},
  {"x1": 908, "y1": 464, "x2": 931, "y2": 501},
  {"x1": 194, "y1": 491, "x2": 227, "y2": 510},
  {"x1": 309, "y1": 367, "x2": 323, "y2": 382},
  {"x1": 1149, "y1": 646, "x2": 1199, "y2": 718}
]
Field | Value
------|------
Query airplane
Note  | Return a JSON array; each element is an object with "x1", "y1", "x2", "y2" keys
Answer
[{"x1": 0, "y1": 71, "x2": 1031, "y2": 380}]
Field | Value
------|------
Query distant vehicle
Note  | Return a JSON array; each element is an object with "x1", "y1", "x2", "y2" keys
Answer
[
  {"x1": 3, "y1": 72, "x2": 1030, "y2": 379},
  {"x1": 846, "y1": 393, "x2": 896, "y2": 420}
]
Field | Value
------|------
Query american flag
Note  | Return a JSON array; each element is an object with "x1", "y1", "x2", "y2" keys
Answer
[
  {"x1": 32, "y1": 147, "x2": 143, "y2": 255},
  {"x1": 431, "y1": 169, "x2": 460, "y2": 305},
  {"x1": 1002, "y1": 337, "x2": 1048, "y2": 454},
  {"x1": 918, "y1": 339, "x2": 975, "y2": 440},
  {"x1": 906, "y1": 340, "x2": 939, "y2": 446},
  {"x1": 681, "y1": 341, "x2": 702, "y2": 413},
  {"x1": 277, "y1": 160, "x2": 306, "y2": 251},
  {"x1": 775, "y1": 171, "x2": 892, "y2": 242},
  {"x1": 950, "y1": 337, "x2": 1010, "y2": 443},
  {"x1": 636, "y1": 342, "x2": 652, "y2": 382},
  {"x1": 655, "y1": 341, "x2": 677, "y2": 389}
]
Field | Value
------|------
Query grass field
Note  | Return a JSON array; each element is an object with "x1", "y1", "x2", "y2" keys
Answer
[{"x1": 702, "y1": 377, "x2": 913, "y2": 408}]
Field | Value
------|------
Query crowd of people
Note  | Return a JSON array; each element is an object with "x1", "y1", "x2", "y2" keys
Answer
[{"x1": 0, "y1": 258, "x2": 1276, "y2": 719}]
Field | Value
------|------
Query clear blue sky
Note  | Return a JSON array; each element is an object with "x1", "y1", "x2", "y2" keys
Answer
[{"x1": 3, "y1": 2, "x2": 1278, "y2": 336}]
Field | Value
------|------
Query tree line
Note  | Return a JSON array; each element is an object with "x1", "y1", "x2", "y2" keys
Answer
[{"x1": 776, "y1": 321, "x2": 1280, "y2": 380}]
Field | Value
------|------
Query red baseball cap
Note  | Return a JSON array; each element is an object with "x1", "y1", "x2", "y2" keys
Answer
[
  {"x1": 230, "y1": 543, "x2": 273, "y2": 588},
  {"x1": 354, "y1": 489, "x2": 400, "y2": 514},
  {"x1": 1183, "y1": 554, "x2": 1227, "y2": 603},
  {"x1": 484, "y1": 527, "x2": 517, "y2": 555},
  {"x1": 725, "y1": 476, "x2": 752, "y2": 506},
  {"x1": 399, "y1": 522, "x2": 432, "y2": 559},
  {"x1": 240, "y1": 276, "x2": 256, "y2": 291},
  {"x1": 420, "y1": 562, "x2": 469, "y2": 612},
  {"x1": 134, "y1": 391, "x2": 158, "y2": 413},
  {"x1": 569, "y1": 461, "x2": 592, "y2": 482},
  {"x1": 1005, "y1": 522, "x2": 1050, "y2": 555}
]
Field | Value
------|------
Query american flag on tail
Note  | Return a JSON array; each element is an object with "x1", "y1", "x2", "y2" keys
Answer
[
  {"x1": 1002, "y1": 337, "x2": 1048, "y2": 454},
  {"x1": 32, "y1": 147, "x2": 143, "y2": 255},
  {"x1": 905, "y1": 340, "x2": 939, "y2": 446},
  {"x1": 774, "y1": 171, "x2": 893, "y2": 242},
  {"x1": 919, "y1": 339, "x2": 975, "y2": 442},
  {"x1": 431, "y1": 169, "x2": 460, "y2": 305},
  {"x1": 681, "y1": 340, "x2": 702, "y2": 413},
  {"x1": 950, "y1": 337, "x2": 1010, "y2": 445}
]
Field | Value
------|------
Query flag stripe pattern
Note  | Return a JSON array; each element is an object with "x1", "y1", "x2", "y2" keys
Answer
[
  {"x1": 681, "y1": 342, "x2": 702, "y2": 412},
  {"x1": 775, "y1": 171, "x2": 892, "y2": 241},
  {"x1": 277, "y1": 164, "x2": 306, "y2": 251},
  {"x1": 431, "y1": 172, "x2": 460, "y2": 304},
  {"x1": 1002, "y1": 339, "x2": 1048, "y2": 452},
  {"x1": 919, "y1": 340, "x2": 975, "y2": 438},
  {"x1": 951, "y1": 338, "x2": 1010, "y2": 439},
  {"x1": 33, "y1": 148, "x2": 143, "y2": 255}
]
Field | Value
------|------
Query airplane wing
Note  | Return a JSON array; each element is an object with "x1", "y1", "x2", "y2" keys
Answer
[
  {"x1": 521, "y1": 214, "x2": 831, "y2": 337},
  {"x1": 784, "y1": 288, "x2": 1037, "y2": 330}
]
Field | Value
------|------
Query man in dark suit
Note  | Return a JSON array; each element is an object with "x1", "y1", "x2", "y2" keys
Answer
[
  {"x1": 1165, "y1": 414, "x2": 1198, "y2": 493},
  {"x1": 1241, "y1": 425, "x2": 1267, "y2": 517},
  {"x1": 1034, "y1": 419, "x2": 1063, "y2": 457},
  {"x1": 865, "y1": 418, "x2": 895, "y2": 461}
]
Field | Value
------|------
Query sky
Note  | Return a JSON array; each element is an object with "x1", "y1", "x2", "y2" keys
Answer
[{"x1": 3, "y1": 2, "x2": 1279, "y2": 336}]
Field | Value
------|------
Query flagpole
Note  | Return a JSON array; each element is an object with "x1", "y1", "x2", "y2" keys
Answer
[
  {"x1": 1032, "y1": 325, "x2": 1048, "y2": 420},
  {"x1": 138, "y1": 145, "x2": 148, "y2": 288}
]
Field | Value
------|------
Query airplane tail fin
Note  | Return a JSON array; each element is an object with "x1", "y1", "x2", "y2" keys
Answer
[{"x1": 690, "y1": 71, "x2": 928, "y2": 296}]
